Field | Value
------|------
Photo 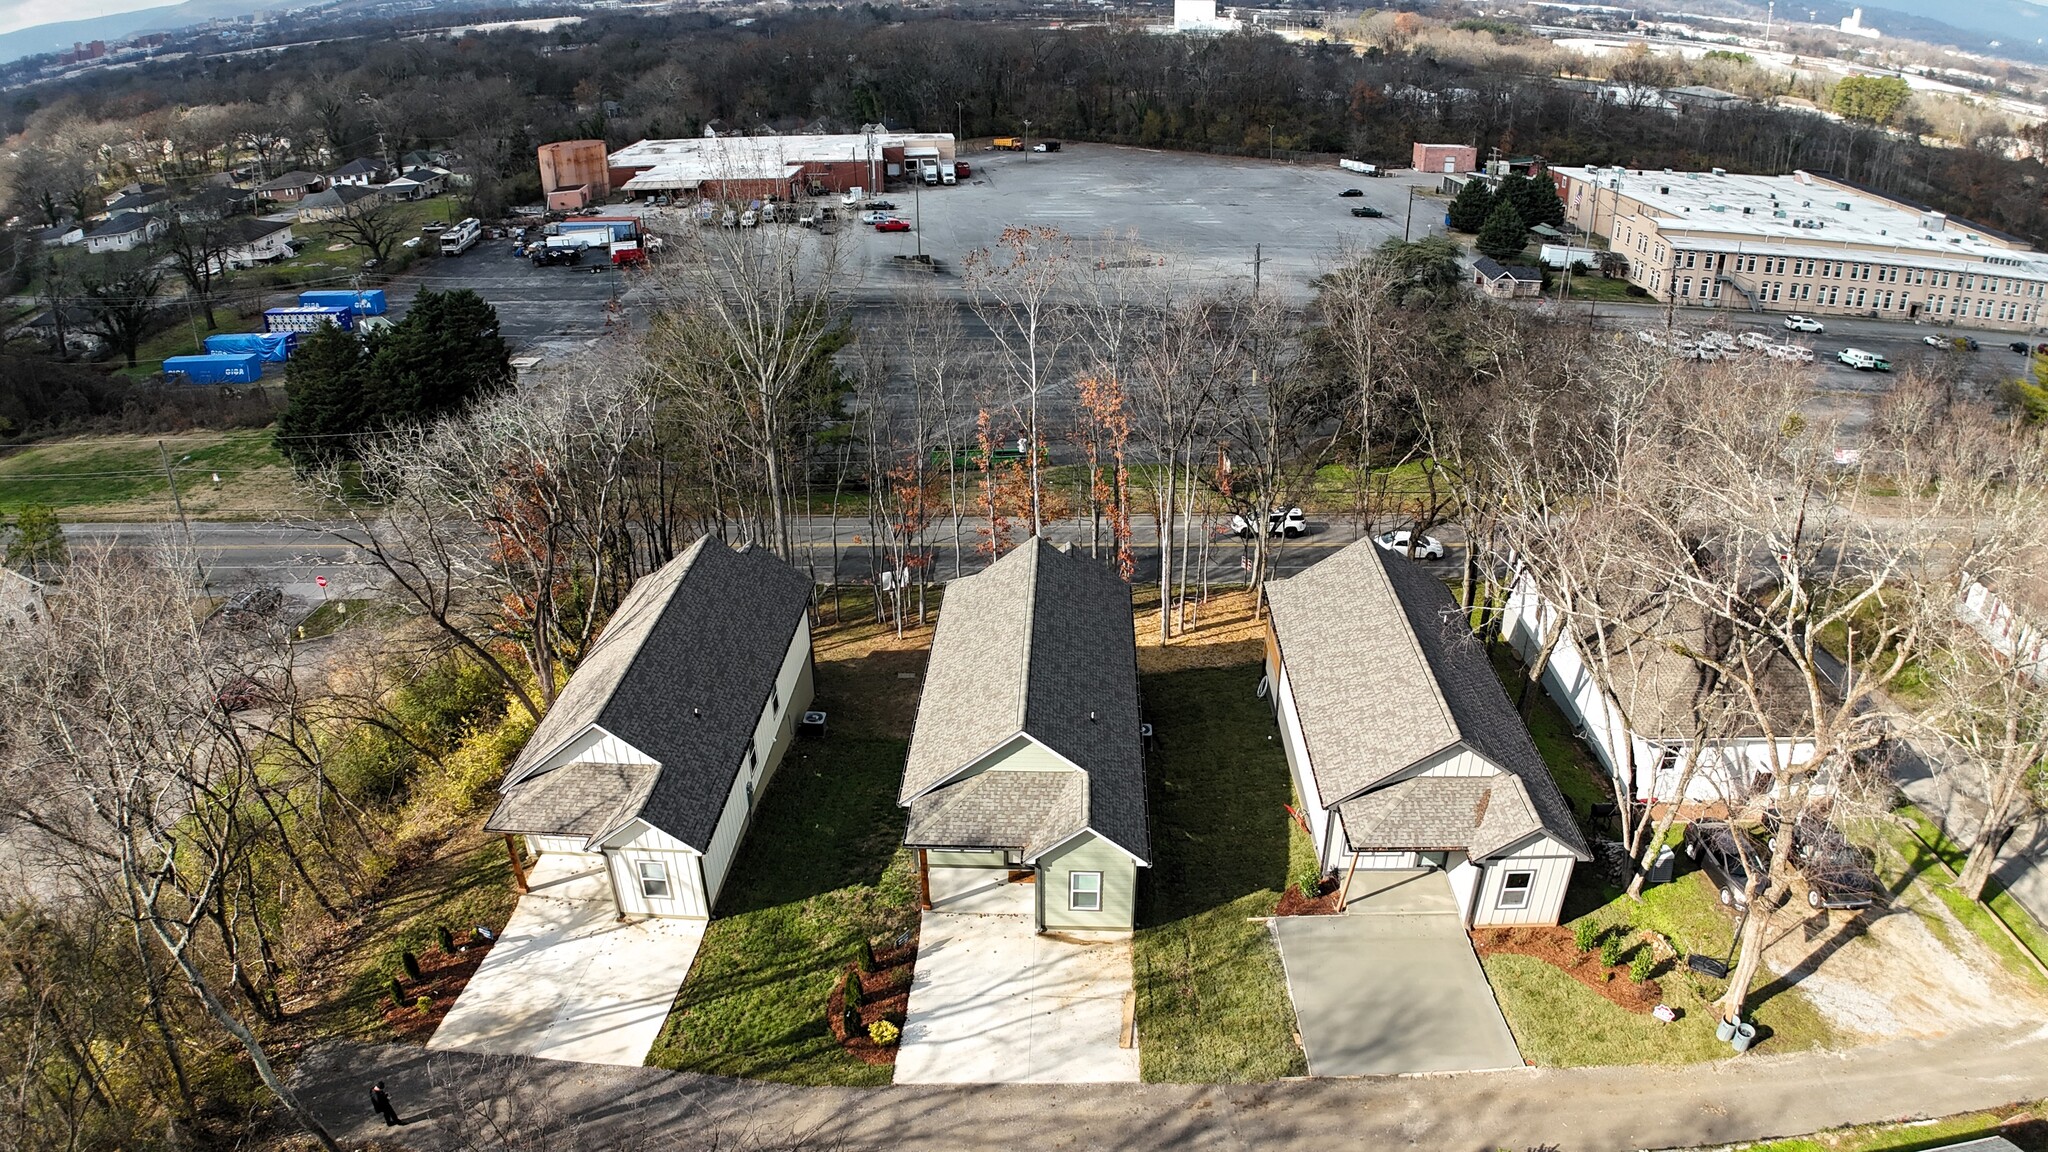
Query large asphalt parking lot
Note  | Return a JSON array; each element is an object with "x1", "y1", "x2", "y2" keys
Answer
[{"x1": 382, "y1": 238, "x2": 630, "y2": 352}]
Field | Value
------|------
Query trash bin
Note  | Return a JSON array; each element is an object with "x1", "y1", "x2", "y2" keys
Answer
[
  {"x1": 1731, "y1": 1021, "x2": 1758, "y2": 1052},
  {"x1": 1646, "y1": 845, "x2": 1676, "y2": 885},
  {"x1": 1716, "y1": 1016, "x2": 1739, "y2": 1042}
]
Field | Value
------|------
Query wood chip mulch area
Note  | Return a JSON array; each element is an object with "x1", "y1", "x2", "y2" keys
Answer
[
  {"x1": 1471, "y1": 926, "x2": 1664, "y2": 1013},
  {"x1": 1274, "y1": 878, "x2": 1343, "y2": 916},
  {"x1": 375, "y1": 935, "x2": 498, "y2": 1041},
  {"x1": 826, "y1": 932, "x2": 920, "y2": 1065}
]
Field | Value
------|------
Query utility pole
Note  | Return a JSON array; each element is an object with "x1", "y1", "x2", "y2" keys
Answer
[
  {"x1": 1252, "y1": 243, "x2": 1262, "y2": 297},
  {"x1": 1404, "y1": 186, "x2": 1416, "y2": 243},
  {"x1": 158, "y1": 439, "x2": 203, "y2": 585},
  {"x1": 1023, "y1": 118, "x2": 1032, "y2": 161}
]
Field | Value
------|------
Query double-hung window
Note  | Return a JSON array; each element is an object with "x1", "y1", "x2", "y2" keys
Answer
[
  {"x1": 1069, "y1": 871, "x2": 1103, "y2": 912},
  {"x1": 637, "y1": 860, "x2": 671, "y2": 899},
  {"x1": 1498, "y1": 870, "x2": 1535, "y2": 911}
]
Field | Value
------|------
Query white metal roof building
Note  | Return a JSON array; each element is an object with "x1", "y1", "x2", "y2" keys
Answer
[
  {"x1": 1554, "y1": 165, "x2": 2048, "y2": 330},
  {"x1": 608, "y1": 131, "x2": 956, "y2": 198}
]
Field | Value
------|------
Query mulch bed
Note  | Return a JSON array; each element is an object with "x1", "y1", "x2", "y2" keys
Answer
[
  {"x1": 1274, "y1": 877, "x2": 1343, "y2": 916},
  {"x1": 1471, "y1": 926, "x2": 1664, "y2": 1013},
  {"x1": 826, "y1": 930, "x2": 920, "y2": 1065},
  {"x1": 375, "y1": 933, "x2": 498, "y2": 1041}
]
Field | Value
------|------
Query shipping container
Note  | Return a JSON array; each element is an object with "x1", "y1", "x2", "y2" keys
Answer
[
  {"x1": 163, "y1": 353, "x2": 262, "y2": 384},
  {"x1": 297, "y1": 289, "x2": 387, "y2": 315},
  {"x1": 203, "y1": 332, "x2": 297, "y2": 362},
  {"x1": 264, "y1": 305, "x2": 354, "y2": 333}
]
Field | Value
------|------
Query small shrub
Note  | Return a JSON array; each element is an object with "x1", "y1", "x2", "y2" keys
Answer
[
  {"x1": 1630, "y1": 948, "x2": 1656, "y2": 983},
  {"x1": 437, "y1": 925, "x2": 456, "y2": 955},
  {"x1": 415, "y1": 995, "x2": 433, "y2": 1013},
  {"x1": 1599, "y1": 934, "x2": 1625, "y2": 968},
  {"x1": 842, "y1": 1007, "x2": 861, "y2": 1039},
  {"x1": 388, "y1": 976, "x2": 406, "y2": 1007},
  {"x1": 1571, "y1": 919, "x2": 1601, "y2": 954},
  {"x1": 1625, "y1": 284, "x2": 1649, "y2": 297},
  {"x1": 401, "y1": 951, "x2": 423, "y2": 981},
  {"x1": 842, "y1": 967, "x2": 863, "y2": 1010},
  {"x1": 1294, "y1": 864, "x2": 1325, "y2": 897},
  {"x1": 857, "y1": 937, "x2": 877, "y2": 974},
  {"x1": 867, "y1": 1019, "x2": 900, "y2": 1046}
]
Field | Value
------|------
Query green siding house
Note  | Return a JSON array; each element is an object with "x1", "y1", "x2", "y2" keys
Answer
[{"x1": 898, "y1": 538, "x2": 1150, "y2": 935}]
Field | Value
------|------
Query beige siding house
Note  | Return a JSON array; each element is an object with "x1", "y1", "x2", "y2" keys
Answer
[
  {"x1": 898, "y1": 538, "x2": 1150, "y2": 935},
  {"x1": 485, "y1": 537, "x2": 814, "y2": 920},
  {"x1": 1265, "y1": 541, "x2": 1589, "y2": 927}
]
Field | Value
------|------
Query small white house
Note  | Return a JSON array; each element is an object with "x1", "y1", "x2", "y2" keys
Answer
[
  {"x1": 84, "y1": 212, "x2": 163, "y2": 254},
  {"x1": 485, "y1": 537, "x2": 815, "y2": 920},
  {"x1": 1501, "y1": 569, "x2": 1819, "y2": 807},
  {"x1": 1265, "y1": 541, "x2": 1589, "y2": 927},
  {"x1": 1959, "y1": 565, "x2": 2048, "y2": 685},
  {"x1": 211, "y1": 218, "x2": 295, "y2": 272}
]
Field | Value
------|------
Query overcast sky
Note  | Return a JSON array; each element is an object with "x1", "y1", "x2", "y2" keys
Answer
[{"x1": 0, "y1": 0, "x2": 167, "y2": 38}]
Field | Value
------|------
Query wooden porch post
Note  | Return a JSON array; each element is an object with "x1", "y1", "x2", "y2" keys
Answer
[
  {"x1": 504, "y1": 835, "x2": 529, "y2": 894},
  {"x1": 917, "y1": 848, "x2": 932, "y2": 911}
]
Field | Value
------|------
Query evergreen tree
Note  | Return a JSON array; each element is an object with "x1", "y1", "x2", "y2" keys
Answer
[
  {"x1": 274, "y1": 323, "x2": 369, "y2": 468},
  {"x1": 1446, "y1": 179, "x2": 1495, "y2": 233},
  {"x1": 366, "y1": 289, "x2": 513, "y2": 428},
  {"x1": 1517, "y1": 171, "x2": 1567, "y2": 229},
  {"x1": 1476, "y1": 200, "x2": 1530, "y2": 263},
  {"x1": 4, "y1": 503, "x2": 66, "y2": 577}
]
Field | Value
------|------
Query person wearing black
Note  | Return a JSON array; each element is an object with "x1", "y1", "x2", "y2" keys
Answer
[{"x1": 370, "y1": 1082, "x2": 401, "y2": 1127}]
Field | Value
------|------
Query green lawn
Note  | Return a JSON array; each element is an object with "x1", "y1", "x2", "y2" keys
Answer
[
  {"x1": 1722, "y1": 1101, "x2": 2048, "y2": 1152},
  {"x1": 1554, "y1": 273, "x2": 1641, "y2": 303},
  {"x1": 645, "y1": 643, "x2": 919, "y2": 1085},
  {"x1": 265, "y1": 196, "x2": 462, "y2": 285},
  {"x1": 1133, "y1": 664, "x2": 1307, "y2": 1082},
  {"x1": 1487, "y1": 642, "x2": 1610, "y2": 822},
  {"x1": 0, "y1": 429, "x2": 292, "y2": 517},
  {"x1": 1486, "y1": 868, "x2": 1837, "y2": 1066}
]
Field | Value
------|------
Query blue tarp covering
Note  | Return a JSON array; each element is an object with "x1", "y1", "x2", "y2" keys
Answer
[
  {"x1": 298, "y1": 289, "x2": 388, "y2": 315},
  {"x1": 163, "y1": 353, "x2": 262, "y2": 384},
  {"x1": 204, "y1": 332, "x2": 296, "y2": 362}
]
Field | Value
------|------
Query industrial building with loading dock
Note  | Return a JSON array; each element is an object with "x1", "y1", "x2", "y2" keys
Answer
[{"x1": 603, "y1": 130, "x2": 958, "y2": 202}]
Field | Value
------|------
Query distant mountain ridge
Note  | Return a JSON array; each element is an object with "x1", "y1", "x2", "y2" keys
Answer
[{"x1": 0, "y1": 0, "x2": 280, "y2": 64}]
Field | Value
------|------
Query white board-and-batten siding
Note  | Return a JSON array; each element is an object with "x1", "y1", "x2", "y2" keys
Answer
[{"x1": 1469, "y1": 837, "x2": 1576, "y2": 927}]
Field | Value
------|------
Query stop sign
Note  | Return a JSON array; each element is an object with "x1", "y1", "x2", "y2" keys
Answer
[{"x1": 315, "y1": 576, "x2": 328, "y2": 589}]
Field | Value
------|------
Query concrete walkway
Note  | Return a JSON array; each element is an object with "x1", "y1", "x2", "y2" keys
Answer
[
  {"x1": 1273, "y1": 870, "x2": 1522, "y2": 1076},
  {"x1": 295, "y1": 1021, "x2": 2048, "y2": 1151},
  {"x1": 427, "y1": 854, "x2": 704, "y2": 1066},
  {"x1": 895, "y1": 877, "x2": 1140, "y2": 1084}
]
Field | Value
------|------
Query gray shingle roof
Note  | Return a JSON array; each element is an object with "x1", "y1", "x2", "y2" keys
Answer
[
  {"x1": 1473, "y1": 256, "x2": 1541, "y2": 282},
  {"x1": 87, "y1": 212, "x2": 152, "y2": 239},
  {"x1": 256, "y1": 170, "x2": 321, "y2": 192},
  {"x1": 496, "y1": 536, "x2": 813, "y2": 851},
  {"x1": 1269, "y1": 541, "x2": 1588, "y2": 861},
  {"x1": 900, "y1": 538, "x2": 1149, "y2": 863},
  {"x1": 486, "y1": 761, "x2": 658, "y2": 843},
  {"x1": 1577, "y1": 590, "x2": 1814, "y2": 742},
  {"x1": 904, "y1": 770, "x2": 1085, "y2": 854},
  {"x1": 1337, "y1": 777, "x2": 1491, "y2": 851}
]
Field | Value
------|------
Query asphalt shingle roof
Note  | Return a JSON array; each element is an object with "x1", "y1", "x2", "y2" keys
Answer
[
  {"x1": 1268, "y1": 541, "x2": 1588, "y2": 861},
  {"x1": 904, "y1": 770, "x2": 1085, "y2": 854},
  {"x1": 486, "y1": 761, "x2": 658, "y2": 843},
  {"x1": 87, "y1": 212, "x2": 153, "y2": 239},
  {"x1": 899, "y1": 538, "x2": 1149, "y2": 863},
  {"x1": 1568, "y1": 586, "x2": 1814, "y2": 742},
  {"x1": 493, "y1": 537, "x2": 812, "y2": 851},
  {"x1": 256, "y1": 170, "x2": 321, "y2": 192}
]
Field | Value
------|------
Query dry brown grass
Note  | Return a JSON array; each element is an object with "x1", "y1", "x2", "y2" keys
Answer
[{"x1": 1133, "y1": 588, "x2": 1268, "y2": 674}]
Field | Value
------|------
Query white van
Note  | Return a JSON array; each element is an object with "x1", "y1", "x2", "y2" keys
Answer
[
  {"x1": 941, "y1": 163, "x2": 957, "y2": 186},
  {"x1": 1837, "y1": 348, "x2": 1890, "y2": 371},
  {"x1": 920, "y1": 159, "x2": 940, "y2": 185}
]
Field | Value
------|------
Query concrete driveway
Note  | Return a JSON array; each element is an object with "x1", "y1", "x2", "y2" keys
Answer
[
  {"x1": 428, "y1": 853, "x2": 704, "y2": 1066},
  {"x1": 1273, "y1": 869, "x2": 1521, "y2": 1076},
  {"x1": 895, "y1": 877, "x2": 1139, "y2": 1084}
]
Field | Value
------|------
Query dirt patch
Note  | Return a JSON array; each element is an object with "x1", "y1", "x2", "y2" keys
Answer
[
  {"x1": 373, "y1": 932, "x2": 498, "y2": 1042},
  {"x1": 1472, "y1": 926, "x2": 1664, "y2": 1013},
  {"x1": 1135, "y1": 589, "x2": 1269, "y2": 674},
  {"x1": 825, "y1": 933, "x2": 920, "y2": 1066},
  {"x1": 1274, "y1": 878, "x2": 1341, "y2": 917},
  {"x1": 1759, "y1": 882, "x2": 2048, "y2": 1039}
]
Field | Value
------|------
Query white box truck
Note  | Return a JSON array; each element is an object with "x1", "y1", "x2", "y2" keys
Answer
[{"x1": 921, "y1": 159, "x2": 940, "y2": 185}]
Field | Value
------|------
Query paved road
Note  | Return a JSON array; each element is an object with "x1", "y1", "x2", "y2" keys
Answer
[
  {"x1": 64, "y1": 515, "x2": 1464, "y2": 592},
  {"x1": 294, "y1": 1022, "x2": 2048, "y2": 1152}
]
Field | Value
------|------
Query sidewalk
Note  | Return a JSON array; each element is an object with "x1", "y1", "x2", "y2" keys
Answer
[{"x1": 294, "y1": 1022, "x2": 2048, "y2": 1152}]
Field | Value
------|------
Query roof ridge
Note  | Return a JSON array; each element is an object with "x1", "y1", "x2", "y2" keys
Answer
[
  {"x1": 1015, "y1": 539, "x2": 1042, "y2": 737},
  {"x1": 1373, "y1": 546, "x2": 1464, "y2": 755}
]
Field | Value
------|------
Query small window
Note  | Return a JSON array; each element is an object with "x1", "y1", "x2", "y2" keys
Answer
[
  {"x1": 637, "y1": 860, "x2": 671, "y2": 899},
  {"x1": 1069, "y1": 871, "x2": 1103, "y2": 912},
  {"x1": 1498, "y1": 870, "x2": 1535, "y2": 911},
  {"x1": 770, "y1": 684, "x2": 781, "y2": 714}
]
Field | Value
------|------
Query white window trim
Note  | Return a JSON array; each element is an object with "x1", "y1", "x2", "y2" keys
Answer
[
  {"x1": 637, "y1": 860, "x2": 671, "y2": 899},
  {"x1": 1498, "y1": 869, "x2": 1535, "y2": 911},
  {"x1": 1069, "y1": 870, "x2": 1103, "y2": 912}
]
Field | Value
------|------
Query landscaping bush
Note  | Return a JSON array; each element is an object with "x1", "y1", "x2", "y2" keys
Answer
[
  {"x1": 388, "y1": 976, "x2": 406, "y2": 1007},
  {"x1": 857, "y1": 936, "x2": 876, "y2": 974},
  {"x1": 1599, "y1": 934, "x2": 1625, "y2": 969},
  {"x1": 1630, "y1": 948, "x2": 1655, "y2": 984},
  {"x1": 415, "y1": 995, "x2": 433, "y2": 1013},
  {"x1": 437, "y1": 925, "x2": 456, "y2": 955},
  {"x1": 842, "y1": 967, "x2": 863, "y2": 1010},
  {"x1": 1625, "y1": 284, "x2": 1649, "y2": 297},
  {"x1": 1572, "y1": 919, "x2": 1601, "y2": 954},
  {"x1": 401, "y1": 950, "x2": 423, "y2": 981},
  {"x1": 867, "y1": 1020, "x2": 900, "y2": 1046},
  {"x1": 842, "y1": 1008, "x2": 861, "y2": 1039},
  {"x1": 1294, "y1": 863, "x2": 1325, "y2": 896}
]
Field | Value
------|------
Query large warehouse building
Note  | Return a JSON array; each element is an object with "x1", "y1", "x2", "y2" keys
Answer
[
  {"x1": 1553, "y1": 166, "x2": 2048, "y2": 331},
  {"x1": 605, "y1": 131, "x2": 958, "y2": 202}
]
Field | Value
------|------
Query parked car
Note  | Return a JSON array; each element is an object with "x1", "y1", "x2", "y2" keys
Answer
[
  {"x1": 1783, "y1": 315, "x2": 1826, "y2": 333},
  {"x1": 1230, "y1": 507, "x2": 1307, "y2": 538},
  {"x1": 1682, "y1": 820, "x2": 1773, "y2": 908},
  {"x1": 1350, "y1": 205, "x2": 1384, "y2": 218},
  {"x1": 1923, "y1": 334, "x2": 1949, "y2": 347},
  {"x1": 739, "y1": 209, "x2": 759, "y2": 227},
  {"x1": 1738, "y1": 331, "x2": 1774, "y2": 350},
  {"x1": 210, "y1": 586, "x2": 283, "y2": 627},
  {"x1": 1794, "y1": 841, "x2": 1880, "y2": 910},
  {"x1": 875, "y1": 217, "x2": 912, "y2": 232},
  {"x1": 1838, "y1": 348, "x2": 1893, "y2": 372},
  {"x1": 1636, "y1": 330, "x2": 1665, "y2": 347},
  {"x1": 861, "y1": 200, "x2": 897, "y2": 211},
  {"x1": 860, "y1": 210, "x2": 892, "y2": 224},
  {"x1": 1339, "y1": 188, "x2": 1365, "y2": 197},
  {"x1": 1032, "y1": 140, "x2": 1061, "y2": 152},
  {"x1": 2011, "y1": 341, "x2": 2032, "y2": 354},
  {"x1": 1767, "y1": 344, "x2": 1816, "y2": 363},
  {"x1": 1373, "y1": 529, "x2": 1444, "y2": 560},
  {"x1": 215, "y1": 674, "x2": 265, "y2": 713}
]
